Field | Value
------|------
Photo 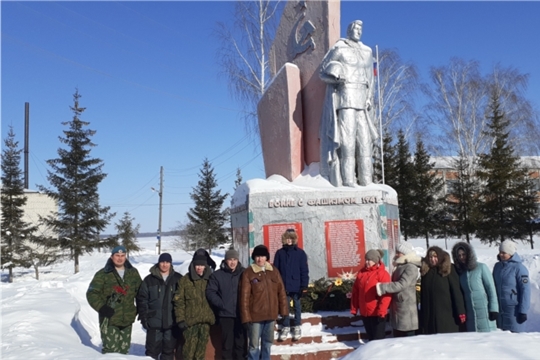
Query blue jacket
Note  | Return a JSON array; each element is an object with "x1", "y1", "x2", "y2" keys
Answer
[
  {"x1": 492, "y1": 252, "x2": 530, "y2": 332},
  {"x1": 273, "y1": 245, "x2": 309, "y2": 294},
  {"x1": 452, "y1": 242, "x2": 498, "y2": 332}
]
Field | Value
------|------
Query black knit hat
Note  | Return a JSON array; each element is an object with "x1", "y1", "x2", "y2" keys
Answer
[
  {"x1": 158, "y1": 253, "x2": 172, "y2": 263},
  {"x1": 251, "y1": 245, "x2": 270, "y2": 261},
  {"x1": 193, "y1": 254, "x2": 207, "y2": 266}
]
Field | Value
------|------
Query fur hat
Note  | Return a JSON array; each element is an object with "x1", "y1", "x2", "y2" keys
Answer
[
  {"x1": 396, "y1": 242, "x2": 414, "y2": 255},
  {"x1": 365, "y1": 249, "x2": 384, "y2": 263},
  {"x1": 225, "y1": 248, "x2": 239, "y2": 260},
  {"x1": 500, "y1": 240, "x2": 517, "y2": 256},
  {"x1": 111, "y1": 245, "x2": 126, "y2": 255},
  {"x1": 251, "y1": 245, "x2": 270, "y2": 261},
  {"x1": 158, "y1": 253, "x2": 172, "y2": 263},
  {"x1": 281, "y1": 229, "x2": 298, "y2": 245},
  {"x1": 193, "y1": 254, "x2": 207, "y2": 266}
]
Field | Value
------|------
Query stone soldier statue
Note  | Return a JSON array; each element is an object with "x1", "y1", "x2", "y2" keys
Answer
[{"x1": 319, "y1": 20, "x2": 377, "y2": 187}]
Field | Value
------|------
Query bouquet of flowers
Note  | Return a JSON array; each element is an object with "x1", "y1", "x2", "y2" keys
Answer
[{"x1": 100, "y1": 285, "x2": 129, "y2": 334}]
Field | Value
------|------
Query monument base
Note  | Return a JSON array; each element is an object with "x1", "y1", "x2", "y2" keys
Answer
[{"x1": 231, "y1": 163, "x2": 401, "y2": 280}]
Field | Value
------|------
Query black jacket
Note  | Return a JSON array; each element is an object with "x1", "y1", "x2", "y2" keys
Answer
[
  {"x1": 136, "y1": 264, "x2": 182, "y2": 330},
  {"x1": 206, "y1": 260, "x2": 245, "y2": 318}
]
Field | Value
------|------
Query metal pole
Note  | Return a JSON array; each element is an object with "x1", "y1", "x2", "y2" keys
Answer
[
  {"x1": 376, "y1": 46, "x2": 385, "y2": 184},
  {"x1": 158, "y1": 166, "x2": 163, "y2": 254},
  {"x1": 24, "y1": 102, "x2": 29, "y2": 189}
]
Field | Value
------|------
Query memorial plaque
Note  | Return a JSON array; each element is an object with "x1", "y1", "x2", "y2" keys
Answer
[
  {"x1": 324, "y1": 219, "x2": 365, "y2": 278},
  {"x1": 263, "y1": 223, "x2": 304, "y2": 262}
]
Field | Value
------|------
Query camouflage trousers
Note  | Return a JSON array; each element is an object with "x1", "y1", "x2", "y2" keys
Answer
[
  {"x1": 182, "y1": 323, "x2": 210, "y2": 360},
  {"x1": 101, "y1": 323, "x2": 133, "y2": 354}
]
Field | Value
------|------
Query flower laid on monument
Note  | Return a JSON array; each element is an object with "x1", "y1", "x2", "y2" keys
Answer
[
  {"x1": 334, "y1": 278, "x2": 343, "y2": 286},
  {"x1": 346, "y1": 292, "x2": 352, "y2": 299},
  {"x1": 337, "y1": 270, "x2": 358, "y2": 280},
  {"x1": 308, "y1": 283, "x2": 315, "y2": 288},
  {"x1": 300, "y1": 277, "x2": 354, "y2": 313}
]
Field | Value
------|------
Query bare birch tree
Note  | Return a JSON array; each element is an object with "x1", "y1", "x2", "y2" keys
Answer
[
  {"x1": 215, "y1": 0, "x2": 283, "y2": 137},
  {"x1": 423, "y1": 58, "x2": 540, "y2": 159}
]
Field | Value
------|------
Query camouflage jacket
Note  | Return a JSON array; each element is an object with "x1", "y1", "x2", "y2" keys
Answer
[
  {"x1": 174, "y1": 262, "x2": 215, "y2": 327},
  {"x1": 86, "y1": 258, "x2": 142, "y2": 327}
]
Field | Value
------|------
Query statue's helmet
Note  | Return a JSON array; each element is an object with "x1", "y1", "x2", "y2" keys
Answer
[{"x1": 324, "y1": 61, "x2": 345, "y2": 80}]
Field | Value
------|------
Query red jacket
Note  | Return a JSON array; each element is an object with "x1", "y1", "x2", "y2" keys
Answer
[{"x1": 351, "y1": 262, "x2": 391, "y2": 317}]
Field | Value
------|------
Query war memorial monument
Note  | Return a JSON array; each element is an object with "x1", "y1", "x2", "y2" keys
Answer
[{"x1": 230, "y1": 0, "x2": 400, "y2": 280}]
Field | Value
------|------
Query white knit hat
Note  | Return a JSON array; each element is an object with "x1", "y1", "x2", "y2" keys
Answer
[
  {"x1": 499, "y1": 240, "x2": 517, "y2": 256},
  {"x1": 396, "y1": 241, "x2": 414, "y2": 255}
]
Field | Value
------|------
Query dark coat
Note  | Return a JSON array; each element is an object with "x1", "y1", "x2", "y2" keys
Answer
[
  {"x1": 136, "y1": 264, "x2": 182, "y2": 330},
  {"x1": 452, "y1": 242, "x2": 498, "y2": 332},
  {"x1": 493, "y1": 252, "x2": 531, "y2": 332},
  {"x1": 174, "y1": 262, "x2": 215, "y2": 327},
  {"x1": 420, "y1": 246, "x2": 466, "y2": 334},
  {"x1": 86, "y1": 258, "x2": 142, "y2": 327},
  {"x1": 239, "y1": 262, "x2": 289, "y2": 324},
  {"x1": 206, "y1": 260, "x2": 245, "y2": 318},
  {"x1": 273, "y1": 244, "x2": 309, "y2": 294}
]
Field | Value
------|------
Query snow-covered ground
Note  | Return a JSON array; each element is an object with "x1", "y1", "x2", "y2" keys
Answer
[{"x1": 1, "y1": 235, "x2": 539, "y2": 359}]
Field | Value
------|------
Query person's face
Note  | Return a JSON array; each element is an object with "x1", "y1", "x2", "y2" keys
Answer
[
  {"x1": 499, "y1": 251, "x2": 511, "y2": 261},
  {"x1": 159, "y1": 261, "x2": 171, "y2": 274},
  {"x1": 350, "y1": 23, "x2": 362, "y2": 41},
  {"x1": 457, "y1": 249, "x2": 467, "y2": 264},
  {"x1": 226, "y1": 258, "x2": 238, "y2": 271},
  {"x1": 255, "y1": 255, "x2": 266, "y2": 267},
  {"x1": 394, "y1": 252, "x2": 404, "y2": 260},
  {"x1": 111, "y1": 252, "x2": 126, "y2": 268},
  {"x1": 286, "y1": 238, "x2": 293, "y2": 246},
  {"x1": 429, "y1": 253, "x2": 439, "y2": 266},
  {"x1": 365, "y1": 259, "x2": 376, "y2": 268},
  {"x1": 195, "y1": 265, "x2": 205, "y2": 276}
]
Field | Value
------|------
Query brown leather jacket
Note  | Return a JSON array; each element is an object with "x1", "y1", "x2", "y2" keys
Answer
[{"x1": 239, "y1": 262, "x2": 289, "y2": 324}]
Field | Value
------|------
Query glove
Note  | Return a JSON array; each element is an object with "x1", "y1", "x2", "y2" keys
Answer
[
  {"x1": 517, "y1": 313, "x2": 527, "y2": 324},
  {"x1": 377, "y1": 316, "x2": 386, "y2": 324},
  {"x1": 98, "y1": 305, "x2": 115, "y2": 318},
  {"x1": 243, "y1": 322, "x2": 251, "y2": 332},
  {"x1": 177, "y1": 321, "x2": 188, "y2": 331},
  {"x1": 459, "y1": 314, "x2": 466, "y2": 324},
  {"x1": 300, "y1": 288, "x2": 308, "y2": 298},
  {"x1": 488, "y1": 312, "x2": 498, "y2": 322}
]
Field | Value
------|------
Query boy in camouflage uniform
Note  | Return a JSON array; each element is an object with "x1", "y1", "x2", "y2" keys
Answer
[
  {"x1": 87, "y1": 245, "x2": 142, "y2": 354},
  {"x1": 174, "y1": 254, "x2": 215, "y2": 360}
]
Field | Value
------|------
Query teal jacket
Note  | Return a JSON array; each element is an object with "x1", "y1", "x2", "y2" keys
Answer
[{"x1": 87, "y1": 258, "x2": 142, "y2": 327}]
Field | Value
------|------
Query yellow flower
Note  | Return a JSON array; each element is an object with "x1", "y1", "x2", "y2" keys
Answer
[
  {"x1": 308, "y1": 283, "x2": 315, "y2": 288},
  {"x1": 334, "y1": 278, "x2": 343, "y2": 286},
  {"x1": 416, "y1": 285, "x2": 421, "y2": 292},
  {"x1": 290, "y1": 299, "x2": 294, "y2": 307}
]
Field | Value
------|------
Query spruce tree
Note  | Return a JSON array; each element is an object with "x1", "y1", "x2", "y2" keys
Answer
[
  {"x1": 476, "y1": 92, "x2": 538, "y2": 245},
  {"x1": 114, "y1": 212, "x2": 141, "y2": 259},
  {"x1": 411, "y1": 136, "x2": 444, "y2": 248},
  {"x1": 373, "y1": 131, "x2": 398, "y2": 186},
  {"x1": 187, "y1": 158, "x2": 228, "y2": 251},
  {"x1": 38, "y1": 90, "x2": 114, "y2": 273},
  {"x1": 1, "y1": 127, "x2": 37, "y2": 282},
  {"x1": 394, "y1": 130, "x2": 415, "y2": 240},
  {"x1": 447, "y1": 153, "x2": 481, "y2": 243}
]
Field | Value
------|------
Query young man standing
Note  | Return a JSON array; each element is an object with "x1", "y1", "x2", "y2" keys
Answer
[
  {"x1": 206, "y1": 248, "x2": 247, "y2": 360},
  {"x1": 273, "y1": 229, "x2": 309, "y2": 341},
  {"x1": 87, "y1": 245, "x2": 142, "y2": 354},
  {"x1": 174, "y1": 254, "x2": 215, "y2": 360},
  {"x1": 137, "y1": 253, "x2": 183, "y2": 360},
  {"x1": 239, "y1": 245, "x2": 288, "y2": 360}
]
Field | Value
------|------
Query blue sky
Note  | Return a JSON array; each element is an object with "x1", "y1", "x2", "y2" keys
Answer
[{"x1": 2, "y1": 1, "x2": 540, "y2": 235}]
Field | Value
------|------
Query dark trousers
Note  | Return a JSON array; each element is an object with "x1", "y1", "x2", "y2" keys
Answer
[
  {"x1": 145, "y1": 327, "x2": 181, "y2": 360},
  {"x1": 392, "y1": 329, "x2": 416, "y2": 337},
  {"x1": 220, "y1": 317, "x2": 247, "y2": 360},
  {"x1": 363, "y1": 316, "x2": 386, "y2": 341}
]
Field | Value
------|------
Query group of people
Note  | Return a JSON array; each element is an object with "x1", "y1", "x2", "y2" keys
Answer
[
  {"x1": 86, "y1": 228, "x2": 309, "y2": 360},
  {"x1": 351, "y1": 239, "x2": 531, "y2": 341}
]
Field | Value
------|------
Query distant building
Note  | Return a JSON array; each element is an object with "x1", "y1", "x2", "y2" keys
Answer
[
  {"x1": 21, "y1": 190, "x2": 58, "y2": 237},
  {"x1": 431, "y1": 156, "x2": 540, "y2": 215}
]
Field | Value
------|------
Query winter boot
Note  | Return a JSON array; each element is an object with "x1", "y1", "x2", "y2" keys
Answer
[
  {"x1": 292, "y1": 326, "x2": 302, "y2": 341},
  {"x1": 278, "y1": 326, "x2": 290, "y2": 341}
]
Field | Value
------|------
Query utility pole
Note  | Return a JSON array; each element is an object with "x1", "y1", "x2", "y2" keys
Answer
[
  {"x1": 157, "y1": 166, "x2": 163, "y2": 254},
  {"x1": 152, "y1": 166, "x2": 164, "y2": 254}
]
